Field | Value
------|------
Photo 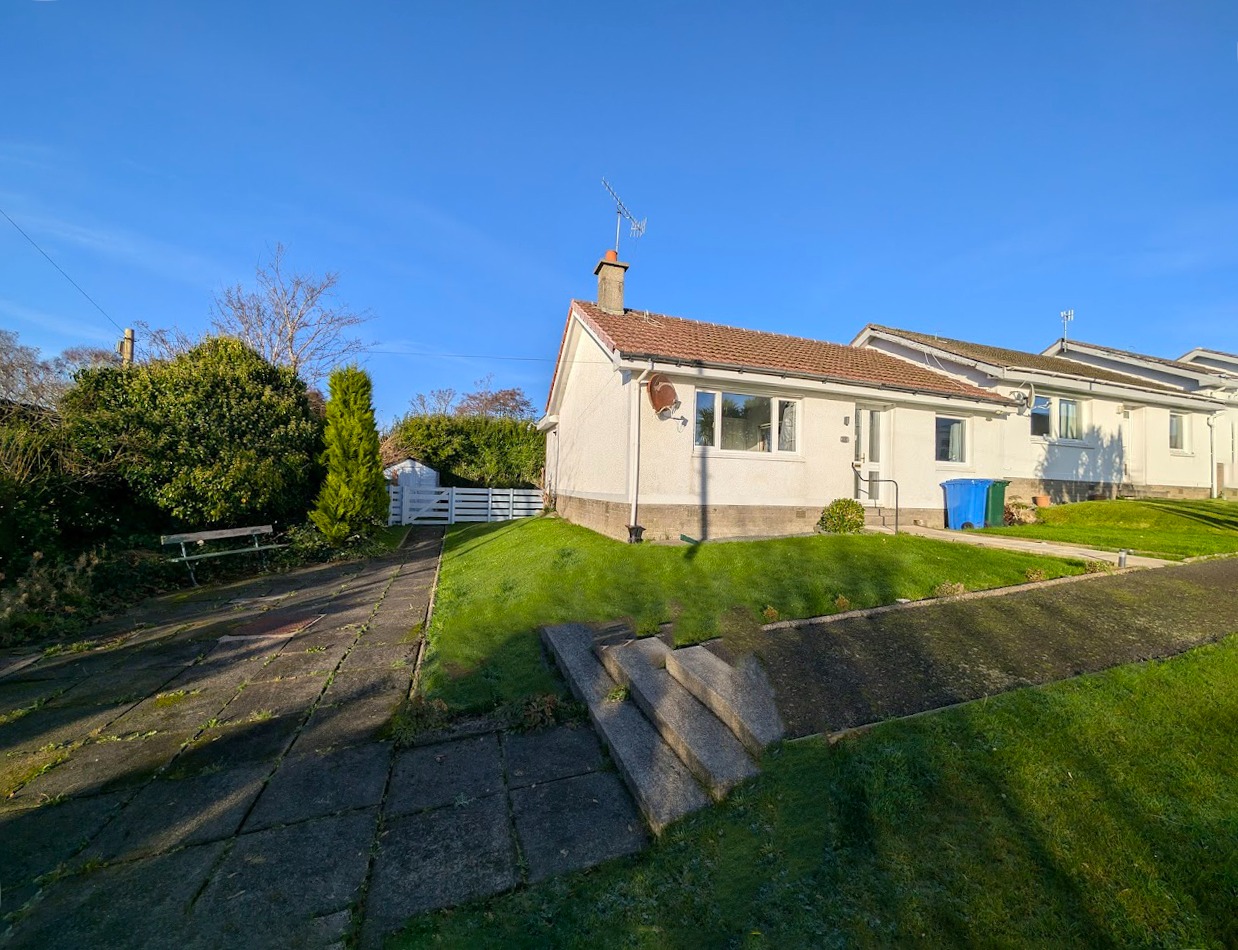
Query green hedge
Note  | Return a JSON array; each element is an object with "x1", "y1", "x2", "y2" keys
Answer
[{"x1": 387, "y1": 415, "x2": 543, "y2": 488}]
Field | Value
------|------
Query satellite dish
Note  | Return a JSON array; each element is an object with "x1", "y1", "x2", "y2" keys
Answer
[{"x1": 647, "y1": 373, "x2": 680, "y2": 417}]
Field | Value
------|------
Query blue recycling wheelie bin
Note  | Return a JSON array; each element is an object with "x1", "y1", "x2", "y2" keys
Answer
[{"x1": 941, "y1": 478, "x2": 994, "y2": 530}]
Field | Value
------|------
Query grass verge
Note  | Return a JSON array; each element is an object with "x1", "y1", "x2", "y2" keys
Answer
[
  {"x1": 422, "y1": 517, "x2": 1083, "y2": 711},
  {"x1": 985, "y1": 498, "x2": 1238, "y2": 560},
  {"x1": 396, "y1": 634, "x2": 1238, "y2": 947}
]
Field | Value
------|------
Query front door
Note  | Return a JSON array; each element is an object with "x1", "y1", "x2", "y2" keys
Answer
[{"x1": 853, "y1": 405, "x2": 884, "y2": 504}]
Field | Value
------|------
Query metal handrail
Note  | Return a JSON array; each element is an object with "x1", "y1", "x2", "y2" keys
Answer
[{"x1": 852, "y1": 466, "x2": 900, "y2": 535}]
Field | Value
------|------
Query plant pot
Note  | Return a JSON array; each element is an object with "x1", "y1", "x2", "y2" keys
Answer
[{"x1": 1032, "y1": 494, "x2": 1051, "y2": 508}]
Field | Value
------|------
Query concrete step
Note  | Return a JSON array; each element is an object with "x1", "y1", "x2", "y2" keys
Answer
[
  {"x1": 597, "y1": 637, "x2": 759, "y2": 801},
  {"x1": 664, "y1": 645, "x2": 785, "y2": 756},
  {"x1": 541, "y1": 624, "x2": 709, "y2": 835}
]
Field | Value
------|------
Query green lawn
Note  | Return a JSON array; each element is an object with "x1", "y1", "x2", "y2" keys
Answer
[
  {"x1": 984, "y1": 498, "x2": 1238, "y2": 560},
  {"x1": 422, "y1": 517, "x2": 1084, "y2": 711},
  {"x1": 395, "y1": 635, "x2": 1238, "y2": 948}
]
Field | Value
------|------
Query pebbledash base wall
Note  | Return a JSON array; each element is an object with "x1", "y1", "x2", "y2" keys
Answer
[
  {"x1": 554, "y1": 493, "x2": 950, "y2": 540},
  {"x1": 554, "y1": 481, "x2": 1210, "y2": 543},
  {"x1": 1003, "y1": 478, "x2": 1212, "y2": 504}
]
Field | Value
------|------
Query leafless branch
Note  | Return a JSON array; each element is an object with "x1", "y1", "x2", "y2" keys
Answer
[{"x1": 211, "y1": 243, "x2": 372, "y2": 383}]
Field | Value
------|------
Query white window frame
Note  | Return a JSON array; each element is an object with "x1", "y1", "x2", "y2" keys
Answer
[
  {"x1": 693, "y1": 388, "x2": 801, "y2": 457},
  {"x1": 1028, "y1": 394, "x2": 1088, "y2": 445},
  {"x1": 934, "y1": 415, "x2": 968, "y2": 465},
  {"x1": 1169, "y1": 412, "x2": 1191, "y2": 454}
]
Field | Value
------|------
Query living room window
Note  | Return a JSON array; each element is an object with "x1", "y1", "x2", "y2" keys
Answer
[
  {"x1": 694, "y1": 390, "x2": 799, "y2": 454},
  {"x1": 1030, "y1": 395, "x2": 1051, "y2": 437},
  {"x1": 1058, "y1": 398, "x2": 1081, "y2": 441},
  {"x1": 1031, "y1": 394, "x2": 1087, "y2": 442},
  {"x1": 935, "y1": 416, "x2": 966, "y2": 463}
]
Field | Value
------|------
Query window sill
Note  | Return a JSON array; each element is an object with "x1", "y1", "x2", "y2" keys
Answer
[
  {"x1": 1169, "y1": 449, "x2": 1194, "y2": 457},
  {"x1": 1031, "y1": 437, "x2": 1094, "y2": 449},
  {"x1": 692, "y1": 448, "x2": 804, "y2": 462}
]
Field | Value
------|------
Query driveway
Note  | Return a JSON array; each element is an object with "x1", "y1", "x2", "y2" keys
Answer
[
  {"x1": 733, "y1": 558, "x2": 1238, "y2": 738},
  {"x1": 1, "y1": 529, "x2": 643, "y2": 948}
]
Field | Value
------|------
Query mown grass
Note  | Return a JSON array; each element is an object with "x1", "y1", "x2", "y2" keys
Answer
[
  {"x1": 985, "y1": 498, "x2": 1238, "y2": 560},
  {"x1": 396, "y1": 635, "x2": 1238, "y2": 948},
  {"x1": 422, "y1": 517, "x2": 1084, "y2": 711}
]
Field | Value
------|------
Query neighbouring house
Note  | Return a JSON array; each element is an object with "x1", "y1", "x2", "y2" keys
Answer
[
  {"x1": 539, "y1": 253, "x2": 1236, "y2": 542},
  {"x1": 854, "y1": 327, "x2": 1233, "y2": 503},
  {"x1": 1038, "y1": 340, "x2": 1238, "y2": 495},
  {"x1": 539, "y1": 252, "x2": 1016, "y2": 540}
]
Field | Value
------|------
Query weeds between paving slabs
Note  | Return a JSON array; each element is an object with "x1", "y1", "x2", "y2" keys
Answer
[
  {"x1": 983, "y1": 497, "x2": 1238, "y2": 560},
  {"x1": 420, "y1": 517, "x2": 1083, "y2": 712},
  {"x1": 395, "y1": 634, "x2": 1238, "y2": 948}
]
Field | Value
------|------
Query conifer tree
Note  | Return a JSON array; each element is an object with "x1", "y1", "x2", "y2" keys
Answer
[{"x1": 310, "y1": 366, "x2": 388, "y2": 544}]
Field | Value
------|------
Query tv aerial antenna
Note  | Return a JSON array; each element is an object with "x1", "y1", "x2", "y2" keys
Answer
[
  {"x1": 1060, "y1": 308, "x2": 1074, "y2": 343},
  {"x1": 602, "y1": 177, "x2": 646, "y2": 255}
]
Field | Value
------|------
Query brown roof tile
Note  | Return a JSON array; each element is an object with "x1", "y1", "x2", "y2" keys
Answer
[
  {"x1": 867, "y1": 326, "x2": 1181, "y2": 393},
  {"x1": 570, "y1": 301, "x2": 1011, "y2": 405}
]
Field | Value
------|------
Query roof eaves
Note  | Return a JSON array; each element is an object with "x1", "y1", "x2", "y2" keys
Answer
[{"x1": 611, "y1": 350, "x2": 1015, "y2": 407}]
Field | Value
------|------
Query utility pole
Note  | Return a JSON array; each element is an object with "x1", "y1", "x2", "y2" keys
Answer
[{"x1": 118, "y1": 327, "x2": 135, "y2": 366}]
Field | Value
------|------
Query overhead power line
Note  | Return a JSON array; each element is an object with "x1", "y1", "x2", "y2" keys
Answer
[{"x1": 0, "y1": 204, "x2": 124, "y2": 333}]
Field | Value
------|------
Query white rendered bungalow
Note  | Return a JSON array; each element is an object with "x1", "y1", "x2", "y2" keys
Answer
[
  {"x1": 853, "y1": 327, "x2": 1231, "y2": 502},
  {"x1": 539, "y1": 254, "x2": 1015, "y2": 540},
  {"x1": 1040, "y1": 339, "x2": 1238, "y2": 495}
]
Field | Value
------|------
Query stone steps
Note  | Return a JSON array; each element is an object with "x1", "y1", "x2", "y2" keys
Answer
[
  {"x1": 596, "y1": 637, "x2": 759, "y2": 801},
  {"x1": 663, "y1": 646, "x2": 785, "y2": 757},
  {"x1": 543, "y1": 622, "x2": 786, "y2": 835},
  {"x1": 541, "y1": 624, "x2": 709, "y2": 835}
]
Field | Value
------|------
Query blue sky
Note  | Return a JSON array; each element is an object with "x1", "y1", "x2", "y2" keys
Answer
[{"x1": 3, "y1": 2, "x2": 1237, "y2": 423}]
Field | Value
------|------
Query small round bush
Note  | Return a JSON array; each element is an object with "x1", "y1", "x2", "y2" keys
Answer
[{"x1": 817, "y1": 498, "x2": 866, "y2": 534}]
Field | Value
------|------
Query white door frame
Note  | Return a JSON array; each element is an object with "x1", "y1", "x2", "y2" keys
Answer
[{"x1": 853, "y1": 404, "x2": 887, "y2": 505}]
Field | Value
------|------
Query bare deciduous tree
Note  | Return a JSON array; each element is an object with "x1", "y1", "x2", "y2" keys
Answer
[
  {"x1": 455, "y1": 374, "x2": 535, "y2": 419},
  {"x1": 130, "y1": 320, "x2": 197, "y2": 363},
  {"x1": 56, "y1": 346, "x2": 120, "y2": 376},
  {"x1": 211, "y1": 243, "x2": 371, "y2": 382},
  {"x1": 1, "y1": 330, "x2": 61, "y2": 408},
  {"x1": 408, "y1": 387, "x2": 458, "y2": 416},
  {"x1": 0, "y1": 331, "x2": 118, "y2": 410}
]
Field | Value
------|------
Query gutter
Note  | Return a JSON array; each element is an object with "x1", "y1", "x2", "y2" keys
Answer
[{"x1": 613, "y1": 353, "x2": 1015, "y2": 409}]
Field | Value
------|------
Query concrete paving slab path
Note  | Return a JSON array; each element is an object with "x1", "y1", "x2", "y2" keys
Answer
[
  {"x1": 1, "y1": 527, "x2": 648, "y2": 947},
  {"x1": 894, "y1": 523, "x2": 1173, "y2": 567},
  {"x1": 741, "y1": 557, "x2": 1238, "y2": 738}
]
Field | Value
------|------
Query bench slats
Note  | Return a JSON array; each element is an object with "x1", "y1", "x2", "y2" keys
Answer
[
  {"x1": 167, "y1": 542, "x2": 289, "y2": 563},
  {"x1": 161, "y1": 525, "x2": 274, "y2": 545}
]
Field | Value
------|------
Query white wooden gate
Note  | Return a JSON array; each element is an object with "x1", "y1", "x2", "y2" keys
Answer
[{"x1": 388, "y1": 486, "x2": 542, "y2": 526}]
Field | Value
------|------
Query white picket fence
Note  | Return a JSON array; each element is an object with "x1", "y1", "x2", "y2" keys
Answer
[{"x1": 388, "y1": 485, "x2": 543, "y2": 526}]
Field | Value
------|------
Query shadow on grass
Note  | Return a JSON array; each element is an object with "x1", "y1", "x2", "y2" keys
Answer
[{"x1": 394, "y1": 638, "x2": 1238, "y2": 947}]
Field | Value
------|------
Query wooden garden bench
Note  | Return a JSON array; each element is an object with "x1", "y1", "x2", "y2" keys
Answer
[{"x1": 161, "y1": 525, "x2": 288, "y2": 585}]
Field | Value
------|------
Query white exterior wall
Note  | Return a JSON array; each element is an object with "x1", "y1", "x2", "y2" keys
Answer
[
  {"x1": 546, "y1": 322, "x2": 629, "y2": 504},
  {"x1": 862, "y1": 336, "x2": 1219, "y2": 495},
  {"x1": 632, "y1": 373, "x2": 1005, "y2": 515}
]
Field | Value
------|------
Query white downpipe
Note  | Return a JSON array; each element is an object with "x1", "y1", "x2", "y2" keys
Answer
[
  {"x1": 1208, "y1": 413, "x2": 1220, "y2": 498},
  {"x1": 628, "y1": 365, "x2": 652, "y2": 529}
]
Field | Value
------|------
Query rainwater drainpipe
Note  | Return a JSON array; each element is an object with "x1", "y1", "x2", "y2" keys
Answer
[
  {"x1": 1208, "y1": 412, "x2": 1220, "y2": 498},
  {"x1": 628, "y1": 364, "x2": 652, "y2": 542}
]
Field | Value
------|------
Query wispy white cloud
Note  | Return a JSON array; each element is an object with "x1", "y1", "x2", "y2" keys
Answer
[
  {"x1": 6, "y1": 207, "x2": 228, "y2": 287},
  {"x1": 0, "y1": 297, "x2": 116, "y2": 343}
]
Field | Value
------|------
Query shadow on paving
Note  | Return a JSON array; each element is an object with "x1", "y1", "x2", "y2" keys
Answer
[
  {"x1": 2, "y1": 526, "x2": 649, "y2": 949},
  {"x1": 736, "y1": 558, "x2": 1238, "y2": 737}
]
